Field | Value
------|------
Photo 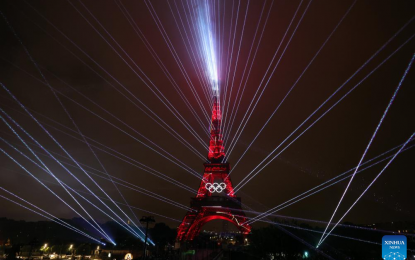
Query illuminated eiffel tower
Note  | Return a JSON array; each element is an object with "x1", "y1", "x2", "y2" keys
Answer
[{"x1": 176, "y1": 95, "x2": 251, "y2": 241}]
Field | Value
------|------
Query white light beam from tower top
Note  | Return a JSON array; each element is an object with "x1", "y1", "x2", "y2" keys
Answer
[{"x1": 196, "y1": 0, "x2": 219, "y2": 96}]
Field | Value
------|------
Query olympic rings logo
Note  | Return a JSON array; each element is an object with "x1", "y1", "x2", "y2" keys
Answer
[{"x1": 205, "y1": 182, "x2": 226, "y2": 193}]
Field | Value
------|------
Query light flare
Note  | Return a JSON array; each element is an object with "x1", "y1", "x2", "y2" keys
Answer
[{"x1": 196, "y1": 0, "x2": 219, "y2": 95}]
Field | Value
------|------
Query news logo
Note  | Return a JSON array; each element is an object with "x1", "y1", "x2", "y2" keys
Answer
[{"x1": 382, "y1": 235, "x2": 407, "y2": 259}]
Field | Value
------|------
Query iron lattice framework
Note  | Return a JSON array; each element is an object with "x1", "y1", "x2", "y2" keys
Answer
[{"x1": 176, "y1": 96, "x2": 251, "y2": 241}]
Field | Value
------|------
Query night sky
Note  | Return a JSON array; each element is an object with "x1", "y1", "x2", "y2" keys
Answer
[{"x1": 0, "y1": 0, "x2": 414, "y2": 236}]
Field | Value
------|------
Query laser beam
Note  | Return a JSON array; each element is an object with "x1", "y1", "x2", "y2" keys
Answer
[
  {"x1": 245, "y1": 140, "x2": 415, "y2": 225},
  {"x1": 0, "y1": 193, "x2": 106, "y2": 245},
  {"x1": 318, "y1": 131, "x2": 415, "y2": 247},
  {"x1": 233, "y1": 30, "x2": 415, "y2": 194},
  {"x1": 318, "y1": 52, "x2": 415, "y2": 246}
]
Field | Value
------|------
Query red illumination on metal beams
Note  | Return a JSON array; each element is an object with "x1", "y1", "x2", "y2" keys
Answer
[
  {"x1": 176, "y1": 95, "x2": 250, "y2": 242},
  {"x1": 177, "y1": 207, "x2": 251, "y2": 241},
  {"x1": 208, "y1": 97, "x2": 225, "y2": 162}
]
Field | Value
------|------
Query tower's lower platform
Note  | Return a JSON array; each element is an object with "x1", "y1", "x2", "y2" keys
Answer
[{"x1": 176, "y1": 196, "x2": 251, "y2": 241}]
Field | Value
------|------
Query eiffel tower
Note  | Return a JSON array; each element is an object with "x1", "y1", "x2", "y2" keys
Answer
[{"x1": 176, "y1": 95, "x2": 251, "y2": 241}]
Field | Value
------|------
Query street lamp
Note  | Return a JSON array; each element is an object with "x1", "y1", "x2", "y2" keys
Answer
[
  {"x1": 69, "y1": 244, "x2": 74, "y2": 259},
  {"x1": 140, "y1": 216, "x2": 155, "y2": 260},
  {"x1": 41, "y1": 244, "x2": 49, "y2": 255}
]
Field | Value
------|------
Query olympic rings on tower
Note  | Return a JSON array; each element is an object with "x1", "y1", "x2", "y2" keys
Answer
[{"x1": 205, "y1": 182, "x2": 226, "y2": 193}]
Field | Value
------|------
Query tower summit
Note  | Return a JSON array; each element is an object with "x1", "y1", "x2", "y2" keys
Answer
[{"x1": 176, "y1": 93, "x2": 251, "y2": 241}]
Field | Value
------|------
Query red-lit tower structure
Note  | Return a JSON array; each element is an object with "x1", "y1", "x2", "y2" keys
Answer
[{"x1": 176, "y1": 95, "x2": 251, "y2": 241}]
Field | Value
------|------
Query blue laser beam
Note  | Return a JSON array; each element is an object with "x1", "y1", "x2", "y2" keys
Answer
[
  {"x1": 175, "y1": 0, "x2": 216, "y2": 102},
  {"x1": 222, "y1": 0, "x2": 273, "y2": 149},
  {"x1": 0, "y1": 99, "x2": 142, "y2": 240},
  {"x1": 318, "y1": 53, "x2": 415, "y2": 245},
  {"x1": 224, "y1": 0, "x2": 311, "y2": 155},
  {"x1": 227, "y1": 0, "x2": 357, "y2": 173},
  {"x1": 57, "y1": 1, "x2": 207, "y2": 173},
  {"x1": 0, "y1": 101, "x2": 197, "y2": 194},
  {"x1": 258, "y1": 218, "x2": 383, "y2": 247},
  {"x1": 116, "y1": 0, "x2": 211, "y2": 135},
  {"x1": 318, "y1": 131, "x2": 415, "y2": 247},
  {"x1": 245, "y1": 140, "x2": 415, "y2": 225},
  {"x1": 1, "y1": 137, "x2": 148, "y2": 242},
  {"x1": 194, "y1": 0, "x2": 221, "y2": 94},
  {"x1": 2, "y1": 69, "x2": 201, "y2": 178},
  {"x1": 220, "y1": 0, "x2": 236, "y2": 118},
  {"x1": 222, "y1": 0, "x2": 242, "y2": 131},
  {"x1": 1, "y1": 137, "x2": 193, "y2": 212},
  {"x1": 143, "y1": 0, "x2": 212, "y2": 120},
  {"x1": 20, "y1": 0, "x2": 209, "y2": 156},
  {"x1": 71, "y1": 0, "x2": 209, "y2": 146},
  {"x1": 0, "y1": 146, "x2": 115, "y2": 244},
  {"x1": 0, "y1": 193, "x2": 106, "y2": 245},
  {"x1": 3, "y1": 9, "x2": 147, "y2": 239},
  {"x1": 233, "y1": 31, "x2": 415, "y2": 194},
  {"x1": 239, "y1": 199, "x2": 336, "y2": 259},
  {"x1": 3, "y1": 165, "x2": 183, "y2": 225},
  {"x1": 0, "y1": 113, "x2": 116, "y2": 243},
  {"x1": 166, "y1": 0, "x2": 214, "y2": 109}
]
